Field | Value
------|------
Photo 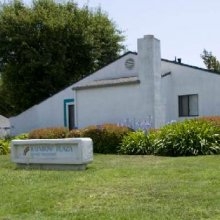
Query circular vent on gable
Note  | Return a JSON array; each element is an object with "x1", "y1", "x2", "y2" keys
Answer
[{"x1": 125, "y1": 58, "x2": 135, "y2": 70}]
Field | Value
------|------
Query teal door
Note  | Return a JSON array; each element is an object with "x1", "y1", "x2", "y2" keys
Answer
[{"x1": 64, "y1": 99, "x2": 75, "y2": 129}]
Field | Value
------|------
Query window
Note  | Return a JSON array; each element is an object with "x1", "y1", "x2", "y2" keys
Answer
[{"x1": 178, "y1": 94, "x2": 198, "y2": 117}]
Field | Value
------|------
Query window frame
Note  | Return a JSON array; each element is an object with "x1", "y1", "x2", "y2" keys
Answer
[{"x1": 178, "y1": 94, "x2": 199, "y2": 117}]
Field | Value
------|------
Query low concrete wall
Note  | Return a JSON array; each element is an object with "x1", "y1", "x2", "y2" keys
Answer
[{"x1": 11, "y1": 138, "x2": 93, "y2": 170}]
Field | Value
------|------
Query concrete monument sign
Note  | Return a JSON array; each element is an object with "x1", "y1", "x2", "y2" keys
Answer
[{"x1": 11, "y1": 138, "x2": 93, "y2": 170}]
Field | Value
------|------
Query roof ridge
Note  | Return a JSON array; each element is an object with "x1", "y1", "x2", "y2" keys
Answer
[{"x1": 161, "y1": 58, "x2": 220, "y2": 75}]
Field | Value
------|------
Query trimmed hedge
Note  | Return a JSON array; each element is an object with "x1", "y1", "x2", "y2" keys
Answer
[
  {"x1": 80, "y1": 124, "x2": 132, "y2": 154},
  {"x1": 28, "y1": 127, "x2": 69, "y2": 139},
  {"x1": 199, "y1": 116, "x2": 220, "y2": 127},
  {"x1": 28, "y1": 124, "x2": 132, "y2": 154},
  {"x1": 66, "y1": 129, "x2": 82, "y2": 138},
  {"x1": 81, "y1": 126, "x2": 105, "y2": 153}
]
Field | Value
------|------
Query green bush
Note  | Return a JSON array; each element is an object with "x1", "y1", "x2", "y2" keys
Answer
[
  {"x1": 0, "y1": 139, "x2": 10, "y2": 155},
  {"x1": 81, "y1": 124, "x2": 132, "y2": 154},
  {"x1": 0, "y1": 133, "x2": 29, "y2": 155},
  {"x1": 14, "y1": 133, "x2": 29, "y2": 140},
  {"x1": 28, "y1": 127, "x2": 69, "y2": 139},
  {"x1": 153, "y1": 119, "x2": 220, "y2": 156},
  {"x1": 119, "y1": 130, "x2": 154, "y2": 155}
]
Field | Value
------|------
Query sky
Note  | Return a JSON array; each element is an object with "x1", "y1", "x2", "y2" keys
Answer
[{"x1": 75, "y1": 0, "x2": 220, "y2": 68}]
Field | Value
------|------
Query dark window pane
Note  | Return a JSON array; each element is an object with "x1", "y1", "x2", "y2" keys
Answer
[
  {"x1": 68, "y1": 104, "x2": 75, "y2": 130},
  {"x1": 179, "y1": 94, "x2": 198, "y2": 117},
  {"x1": 189, "y1": 95, "x2": 198, "y2": 116},
  {"x1": 179, "y1": 95, "x2": 188, "y2": 116}
]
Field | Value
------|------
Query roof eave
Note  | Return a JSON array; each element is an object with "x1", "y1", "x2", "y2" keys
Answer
[{"x1": 73, "y1": 78, "x2": 140, "y2": 90}]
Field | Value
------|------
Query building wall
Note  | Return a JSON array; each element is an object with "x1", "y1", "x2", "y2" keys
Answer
[
  {"x1": 161, "y1": 61, "x2": 220, "y2": 123},
  {"x1": 10, "y1": 85, "x2": 74, "y2": 136},
  {"x1": 75, "y1": 83, "x2": 152, "y2": 128},
  {"x1": 76, "y1": 57, "x2": 220, "y2": 129},
  {"x1": 75, "y1": 35, "x2": 165, "y2": 129},
  {"x1": 73, "y1": 53, "x2": 138, "y2": 88}
]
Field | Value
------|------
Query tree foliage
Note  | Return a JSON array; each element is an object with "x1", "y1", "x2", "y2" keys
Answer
[
  {"x1": 201, "y1": 49, "x2": 220, "y2": 73},
  {"x1": 0, "y1": 0, "x2": 125, "y2": 116}
]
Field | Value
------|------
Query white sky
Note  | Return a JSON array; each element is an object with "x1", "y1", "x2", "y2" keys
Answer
[{"x1": 76, "y1": 0, "x2": 220, "y2": 68}]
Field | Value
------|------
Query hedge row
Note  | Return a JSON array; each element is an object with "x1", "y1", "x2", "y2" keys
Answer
[
  {"x1": 1, "y1": 117, "x2": 220, "y2": 156},
  {"x1": 28, "y1": 124, "x2": 132, "y2": 154},
  {"x1": 120, "y1": 119, "x2": 220, "y2": 156},
  {"x1": 27, "y1": 118, "x2": 220, "y2": 156}
]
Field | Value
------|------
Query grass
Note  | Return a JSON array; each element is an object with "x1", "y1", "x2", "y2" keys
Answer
[{"x1": 0, "y1": 154, "x2": 219, "y2": 220}]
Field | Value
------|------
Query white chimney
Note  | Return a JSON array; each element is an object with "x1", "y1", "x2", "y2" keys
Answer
[{"x1": 137, "y1": 35, "x2": 165, "y2": 128}]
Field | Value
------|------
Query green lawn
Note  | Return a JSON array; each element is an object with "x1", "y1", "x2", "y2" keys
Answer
[{"x1": 0, "y1": 154, "x2": 219, "y2": 220}]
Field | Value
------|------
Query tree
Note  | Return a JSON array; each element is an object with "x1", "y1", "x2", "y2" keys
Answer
[
  {"x1": 201, "y1": 49, "x2": 220, "y2": 73},
  {"x1": 0, "y1": 0, "x2": 125, "y2": 116}
]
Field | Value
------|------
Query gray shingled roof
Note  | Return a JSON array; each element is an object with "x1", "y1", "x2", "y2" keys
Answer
[
  {"x1": 162, "y1": 59, "x2": 220, "y2": 75},
  {"x1": 72, "y1": 76, "x2": 140, "y2": 90}
]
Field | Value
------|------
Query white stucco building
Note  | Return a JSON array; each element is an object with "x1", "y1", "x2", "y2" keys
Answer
[{"x1": 10, "y1": 34, "x2": 220, "y2": 135}]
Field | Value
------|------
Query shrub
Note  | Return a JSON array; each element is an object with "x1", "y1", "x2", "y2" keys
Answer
[
  {"x1": 81, "y1": 124, "x2": 132, "y2": 154},
  {"x1": 27, "y1": 124, "x2": 130, "y2": 153},
  {"x1": 119, "y1": 130, "x2": 154, "y2": 155},
  {"x1": 0, "y1": 139, "x2": 10, "y2": 155},
  {"x1": 0, "y1": 133, "x2": 29, "y2": 155},
  {"x1": 14, "y1": 133, "x2": 29, "y2": 140},
  {"x1": 81, "y1": 126, "x2": 104, "y2": 153},
  {"x1": 153, "y1": 119, "x2": 220, "y2": 156},
  {"x1": 28, "y1": 127, "x2": 69, "y2": 139},
  {"x1": 67, "y1": 129, "x2": 82, "y2": 138},
  {"x1": 199, "y1": 116, "x2": 220, "y2": 127},
  {"x1": 101, "y1": 124, "x2": 133, "y2": 154}
]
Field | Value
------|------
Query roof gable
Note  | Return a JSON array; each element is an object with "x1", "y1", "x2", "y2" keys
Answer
[
  {"x1": 72, "y1": 52, "x2": 138, "y2": 89},
  {"x1": 72, "y1": 51, "x2": 220, "y2": 90}
]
